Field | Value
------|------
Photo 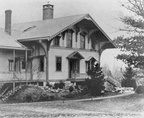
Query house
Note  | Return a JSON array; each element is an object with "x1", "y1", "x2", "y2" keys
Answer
[{"x1": 0, "y1": 3, "x2": 116, "y2": 86}]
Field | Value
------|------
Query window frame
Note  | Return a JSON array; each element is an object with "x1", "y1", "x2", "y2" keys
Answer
[
  {"x1": 55, "y1": 56, "x2": 62, "y2": 72},
  {"x1": 9, "y1": 60, "x2": 14, "y2": 71},
  {"x1": 53, "y1": 36, "x2": 61, "y2": 46},
  {"x1": 86, "y1": 58, "x2": 96, "y2": 72},
  {"x1": 67, "y1": 30, "x2": 73, "y2": 48},
  {"x1": 80, "y1": 31, "x2": 86, "y2": 49},
  {"x1": 39, "y1": 56, "x2": 44, "y2": 72}
]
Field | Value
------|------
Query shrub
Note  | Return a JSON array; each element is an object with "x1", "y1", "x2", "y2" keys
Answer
[
  {"x1": 86, "y1": 62, "x2": 105, "y2": 96},
  {"x1": 135, "y1": 86, "x2": 144, "y2": 94},
  {"x1": 58, "y1": 81, "x2": 65, "y2": 89},
  {"x1": 69, "y1": 86, "x2": 74, "y2": 92},
  {"x1": 53, "y1": 81, "x2": 65, "y2": 89},
  {"x1": 121, "y1": 66, "x2": 137, "y2": 89}
]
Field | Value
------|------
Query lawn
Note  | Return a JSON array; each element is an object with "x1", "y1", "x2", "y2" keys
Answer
[{"x1": 0, "y1": 93, "x2": 143, "y2": 118}]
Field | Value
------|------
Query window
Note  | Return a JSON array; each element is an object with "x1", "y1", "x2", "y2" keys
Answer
[
  {"x1": 56, "y1": 56, "x2": 62, "y2": 71},
  {"x1": 80, "y1": 32, "x2": 86, "y2": 49},
  {"x1": 53, "y1": 36, "x2": 60, "y2": 46},
  {"x1": 91, "y1": 40, "x2": 95, "y2": 50},
  {"x1": 15, "y1": 60, "x2": 21, "y2": 72},
  {"x1": 67, "y1": 30, "x2": 73, "y2": 48},
  {"x1": 80, "y1": 34, "x2": 85, "y2": 49},
  {"x1": 22, "y1": 61, "x2": 26, "y2": 69},
  {"x1": 86, "y1": 58, "x2": 96, "y2": 72},
  {"x1": 9, "y1": 60, "x2": 14, "y2": 71},
  {"x1": 39, "y1": 57, "x2": 44, "y2": 72}
]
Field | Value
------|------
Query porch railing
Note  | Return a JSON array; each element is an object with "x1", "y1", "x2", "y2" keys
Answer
[{"x1": 71, "y1": 72, "x2": 88, "y2": 79}]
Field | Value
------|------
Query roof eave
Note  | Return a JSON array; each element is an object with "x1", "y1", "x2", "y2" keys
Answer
[{"x1": 86, "y1": 14, "x2": 117, "y2": 48}]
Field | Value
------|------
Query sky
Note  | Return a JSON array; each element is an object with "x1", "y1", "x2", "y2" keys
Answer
[{"x1": 0, "y1": 0, "x2": 128, "y2": 70}]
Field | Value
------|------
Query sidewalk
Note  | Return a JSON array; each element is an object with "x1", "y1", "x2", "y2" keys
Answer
[{"x1": 75, "y1": 91, "x2": 135, "y2": 102}]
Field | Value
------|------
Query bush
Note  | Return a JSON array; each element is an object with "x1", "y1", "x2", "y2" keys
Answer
[
  {"x1": 4, "y1": 85, "x2": 56, "y2": 102},
  {"x1": 121, "y1": 66, "x2": 137, "y2": 89},
  {"x1": 69, "y1": 86, "x2": 74, "y2": 92},
  {"x1": 53, "y1": 81, "x2": 65, "y2": 89},
  {"x1": 135, "y1": 86, "x2": 144, "y2": 94},
  {"x1": 86, "y1": 62, "x2": 105, "y2": 96}
]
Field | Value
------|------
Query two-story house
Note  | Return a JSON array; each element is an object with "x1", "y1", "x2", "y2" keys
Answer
[{"x1": 0, "y1": 3, "x2": 116, "y2": 86}]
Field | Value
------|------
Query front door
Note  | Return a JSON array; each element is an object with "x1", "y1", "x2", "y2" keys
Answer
[{"x1": 69, "y1": 59, "x2": 79, "y2": 78}]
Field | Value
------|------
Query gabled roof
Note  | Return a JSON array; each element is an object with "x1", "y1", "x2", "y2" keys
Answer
[
  {"x1": 12, "y1": 13, "x2": 116, "y2": 48},
  {"x1": 67, "y1": 51, "x2": 84, "y2": 59},
  {"x1": 13, "y1": 14, "x2": 87, "y2": 41},
  {"x1": 0, "y1": 28, "x2": 26, "y2": 50},
  {"x1": 85, "y1": 56, "x2": 97, "y2": 61}
]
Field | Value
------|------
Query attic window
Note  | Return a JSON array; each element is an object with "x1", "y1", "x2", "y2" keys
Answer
[{"x1": 23, "y1": 25, "x2": 36, "y2": 32}]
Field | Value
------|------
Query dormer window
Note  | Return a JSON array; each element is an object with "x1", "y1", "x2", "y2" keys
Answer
[
  {"x1": 53, "y1": 36, "x2": 61, "y2": 46},
  {"x1": 80, "y1": 31, "x2": 86, "y2": 49},
  {"x1": 67, "y1": 30, "x2": 73, "y2": 48}
]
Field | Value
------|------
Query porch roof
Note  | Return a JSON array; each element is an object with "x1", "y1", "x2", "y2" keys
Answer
[
  {"x1": 67, "y1": 51, "x2": 84, "y2": 59},
  {"x1": 85, "y1": 56, "x2": 97, "y2": 61},
  {"x1": 0, "y1": 28, "x2": 26, "y2": 50}
]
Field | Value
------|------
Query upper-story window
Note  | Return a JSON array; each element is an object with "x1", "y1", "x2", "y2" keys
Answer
[
  {"x1": 67, "y1": 30, "x2": 73, "y2": 48},
  {"x1": 91, "y1": 39, "x2": 96, "y2": 50},
  {"x1": 80, "y1": 32, "x2": 86, "y2": 49},
  {"x1": 53, "y1": 36, "x2": 61, "y2": 46}
]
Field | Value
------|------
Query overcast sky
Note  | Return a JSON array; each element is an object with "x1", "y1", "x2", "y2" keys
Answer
[{"x1": 0, "y1": 0, "x2": 127, "y2": 40}]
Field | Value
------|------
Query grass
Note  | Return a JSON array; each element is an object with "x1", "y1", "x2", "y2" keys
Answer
[{"x1": 0, "y1": 93, "x2": 143, "y2": 118}]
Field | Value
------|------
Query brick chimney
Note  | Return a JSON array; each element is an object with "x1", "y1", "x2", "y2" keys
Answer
[
  {"x1": 43, "y1": 4, "x2": 54, "y2": 20},
  {"x1": 5, "y1": 10, "x2": 12, "y2": 35}
]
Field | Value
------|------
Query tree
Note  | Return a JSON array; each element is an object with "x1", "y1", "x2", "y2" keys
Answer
[
  {"x1": 86, "y1": 62, "x2": 105, "y2": 96},
  {"x1": 113, "y1": 0, "x2": 144, "y2": 69},
  {"x1": 121, "y1": 66, "x2": 137, "y2": 89}
]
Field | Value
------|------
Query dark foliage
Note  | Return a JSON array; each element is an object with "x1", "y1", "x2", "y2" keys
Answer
[
  {"x1": 53, "y1": 81, "x2": 65, "y2": 89},
  {"x1": 121, "y1": 66, "x2": 137, "y2": 89},
  {"x1": 135, "y1": 86, "x2": 144, "y2": 94},
  {"x1": 86, "y1": 62, "x2": 105, "y2": 96},
  {"x1": 113, "y1": 1, "x2": 144, "y2": 69},
  {"x1": 69, "y1": 86, "x2": 74, "y2": 92}
]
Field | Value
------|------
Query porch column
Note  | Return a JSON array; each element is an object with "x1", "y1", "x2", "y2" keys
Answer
[
  {"x1": 13, "y1": 50, "x2": 16, "y2": 93},
  {"x1": 89, "y1": 38, "x2": 92, "y2": 50},
  {"x1": 77, "y1": 32, "x2": 80, "y2": 49},
  {"x1": 25, "y1": 50, "x2": 28, "y2": 85},
  {"x1": 85, "y1": 35, "x2": 88, "y2": 49},
  {"x1": 30, "y1": 50, "x2": 33, "y2": 81},
  {"x1": 39, "y1": 40, "x2": 52, "y2": 83},
  {"x1": 72, "y1": 32, "x2": 76, "y2": 48},
  {"x1": 13, "y1": 50, "x2": 15, "y2": 79}
]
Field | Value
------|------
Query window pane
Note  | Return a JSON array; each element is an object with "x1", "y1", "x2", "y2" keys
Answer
[
  {"x1": 80, "y1": 34, "x2": 85, "y2": 49},
  {"x1": 53, "y1": 37, "x2": 60, "y2": 46},
  {"x1": 40, "y1": 57, "x2": 44, "y2": 72},
  {"x1": 9, "y1": 60, "x2": 14, "y2": 71},
  {"x1": 56, "y1": 57, "x2": 62, "y2": 71},
  {"x1": 67, "y1": 31, "x2": 72, "y2": 48},
  {"x1": 22, "y1": 61, "x2": 26, "y2": 69}
]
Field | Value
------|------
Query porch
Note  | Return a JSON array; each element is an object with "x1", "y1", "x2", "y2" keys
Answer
[{"x1": 68, "y1": 72, "x2": 88, "y2": 82}]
